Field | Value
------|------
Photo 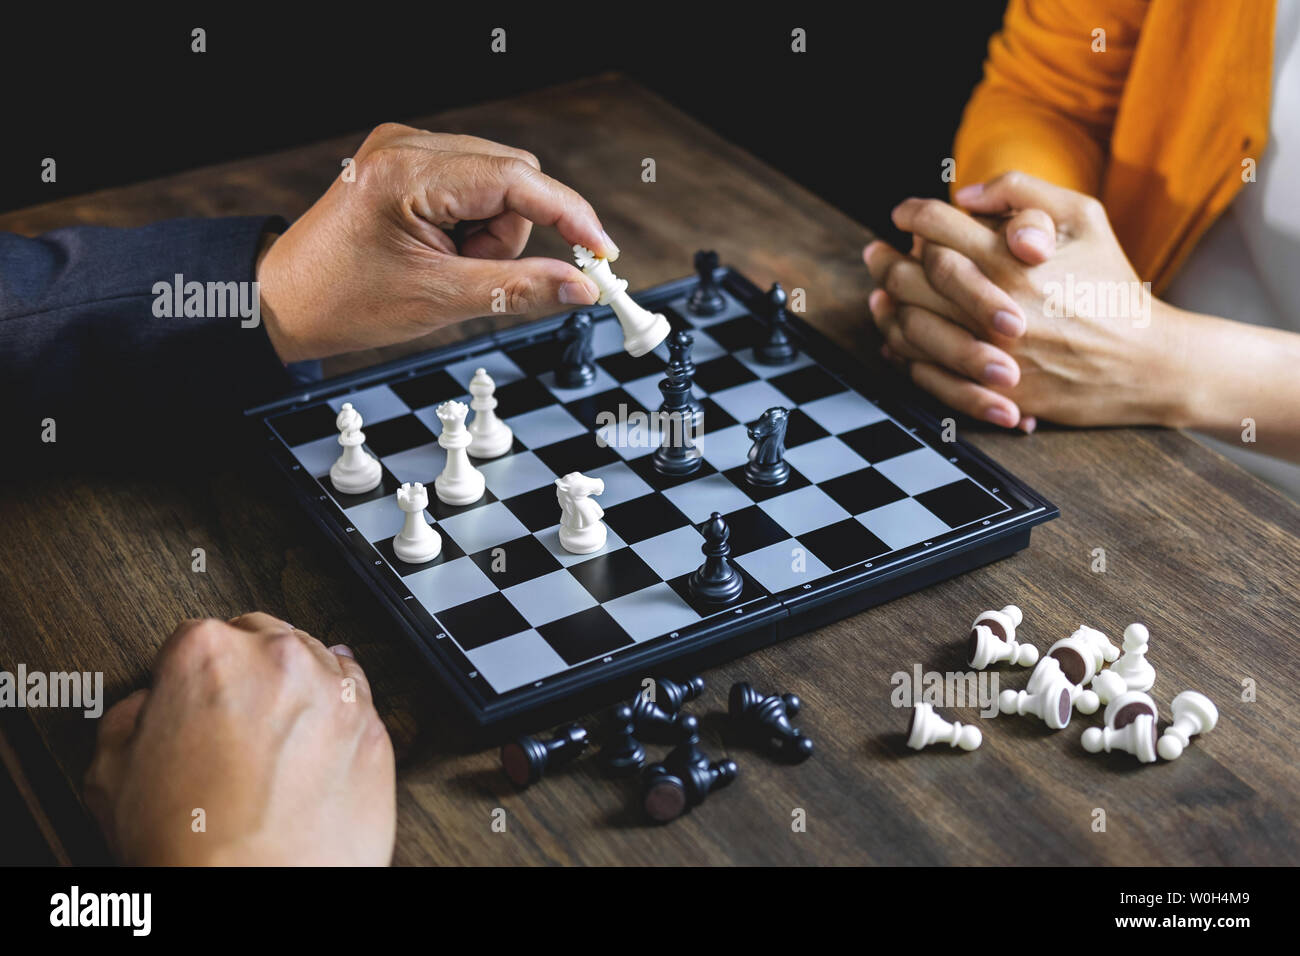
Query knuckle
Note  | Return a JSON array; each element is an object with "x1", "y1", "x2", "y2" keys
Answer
[
  {"x1": 925, "y1": 247, "x2": 964, "y2": 288},
  {"x1": 912, "y1": 199, "x2": 944, "y2": 232},
  {"x1": 368, "y1": 121, "x2": 414, "y2": 143},
  {"x1": 503, "y1": 276, "x2": 538, "y2": 314},
  {"x1": 1078, "y1": 195, "x2": 1107, "y2": 224},
  {"x1": 266, "y1": 631, "x2": 313, "y2": 678},
  {"x1": 883, "y1": 263, "x2": 908, "y2": 299},
  {"x1": 172, "y1": 618, "x2": 228, "y2": 660},
  {"x1": 998, "y1": 170, "x2": 1025, "y2": 192}
]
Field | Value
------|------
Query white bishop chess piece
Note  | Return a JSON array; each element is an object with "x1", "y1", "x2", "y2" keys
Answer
[
  {"x1": 434, "y1": 401, "x2": 485, "y2": 506},
  {"x1": 906, "y1": 703, "x2": 982, "y2": 752},
  {"x1": 392, "y1": 482, "x2": 442, "y2": 564},
  {"x1": 467, "y1": 368, "x2": 513, "y2": 459},
  {"x1": 573, "y1": 244, "x2": 670, "y2": 357},
  {"x1": 1109, "y1": 622, "x2": 1156, "y2": 692},
  {"x1": 329, "y1": 402, "x2": 382, "y2": 494},
  {"x1": 556, "y1": 471, "x2": 606, "y2": 554}
]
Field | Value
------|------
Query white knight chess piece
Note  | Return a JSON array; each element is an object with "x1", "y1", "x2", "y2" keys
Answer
[
  {"x1": 434, "y1": 401, "x2": 486, "y2": 506},
  {"x1": 392, "y1": 482, "x2": 442, "y2": 564},
  {"x1": 573, "y1": 244, "x2": 670, "y2": 357},
  {"x1": 556, "y1": 471, "x2": 607, "y2": 554},
  {"x1": 467, "y1": 367, "x2": 513, "y2": 459},
  {"x1": 329, "y1": 402, "x2": 382, "y2": 495}
]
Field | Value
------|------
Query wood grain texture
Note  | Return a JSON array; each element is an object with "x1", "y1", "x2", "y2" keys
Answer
[{"x1": 2, "y1": 74, "x2": 1298, "y2": 866}]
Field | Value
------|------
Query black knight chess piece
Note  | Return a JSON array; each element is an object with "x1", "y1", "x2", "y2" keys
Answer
[
  {"x1": 688, "y1": 512, "x2": 744, "y2": 604},
  {"x1": 686, "y1": 249, "x2": 726, "y2": 317},
  {"x1": 755, "y1": 282, "x2": 798, "y2": 365},
  {"x1": 501, "y1": 723, "x2": 590, "y2": 787},
  {"x1": 729, "y1": 681, "x2": 815, "y2": 762},
  {"x1": 557, "y1": 311, "x2": 597, "y2": 388},
  {"x1": 744, "y1": 406, "x2": 791, "y2": 487}
]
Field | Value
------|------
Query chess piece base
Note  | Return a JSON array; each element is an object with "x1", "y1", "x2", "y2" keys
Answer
[
  {"x1": 330, "y1": 456, "x2": 382, "y2": 495},
  {"x1": 468, "y1": 426, "x2": 513, "y2": 460},
  {"x1": 394, "y1": 530, "x2": 442, "y2": 564},
  {"x1": 559, "y1": 522, "x2": 607, "y2": 555},
  {"x1": 435, "y1": 470, "x2": 485, "y2": 506},
  {"x1": 624, "y1": 313, "x2": 672, "y2": 358},
  {"x1": 689, "y1": 566, "x2": 743, "y2": 604},
  {"x1": 744, "y1": 460, "x2": 790, "y2": 487}
]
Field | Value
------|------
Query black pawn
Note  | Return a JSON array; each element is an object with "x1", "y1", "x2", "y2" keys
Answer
[
  {"x1": 501, "y1": 724, "x2": 589, "y2": 787},
  {"x1": 657, "y1": 675, "x2": 706, "y2": 714},
  {"x1": 665, "y1": 714, "x2": 709, "y2": 776},
  {"x1": 688, "y1": 513, "x2": 744, "y2": 604},
  {"x1": 557, "y1": 311, "x2": 596, "y2": 388},
  {"x1": 686, "y1": 250, "x2": 726, "y2": 317},
  {"x1": 653, "y1": 364, "x2": 702, "y2": 477},
  {"x1": 627, "y1": 690, "x2": 679, "y2": 742},
  {"x1": 641, "y1": 758, "x2": 739, "y2": 824},
  {"x1": 744, "y1": 406, "x2": 791, "y2": 487},
  {"x1": 662, "y1": 330, "x2": 704, "y2": 421},
  {"x1": 729, "y1": 682, "x2": 814, "y2": 762},
  {"x1": 755, "y1": 282, "x2": 797, "y2": 365},
  {"x1": 599, "y1": 705, "x2": 646, "y2": 777}
]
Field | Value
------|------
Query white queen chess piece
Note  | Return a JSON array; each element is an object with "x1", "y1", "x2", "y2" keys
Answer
[
  {"x1": 434, "y1": 401, "x2": 485, "y2": 506},
  {"x1": 572, "y1": 244, "x2": 671, "y2": 357},
  {"x1": 556, "y1": 471, "x2": 607, "y2": 554},
  {"x1": 329, "y1": 402, "x2": 382, "y2": 495},
  {"x1": 467, "y1": 367, "x2": 513, "y2": 459},
  {"x1": 392, "y1": 482, "x2": 442, "y2": 564}
]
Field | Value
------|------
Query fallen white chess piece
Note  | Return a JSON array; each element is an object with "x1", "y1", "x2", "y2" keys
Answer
[
  {"x1": 329, "y1": 402, "x2": 382, "y2": 495},
  {"x1": 968, "y1": 603, "x2": 1037, "y2": 669},
  {"x1": 1081, "y1": 690, "x2": 1159, "y2": 762},
  {"x1": 467, "y1": 367, "x2": 513, "y2": 459},
  {"x1": 392, "y1": 482, "x2": 441, "y2": 564},
  {"x1": 906, "y1": 702, "x2": 981, "y2": 751},
  {"x1": 999, "y1": 656, "x2": 1075, "y2": 730},
  {"x1": 573, "y1": 244, "x2": 670, "y2": 357},
  {"x1": 434, "y1": 401, "x2": 485, "y2": 506},
  {"x1": 1157, "y1": 690, "x2": 1218, "y2": 760},
  {"x1": 556, "y1": 471, "x2": 606, "y2": 554}
]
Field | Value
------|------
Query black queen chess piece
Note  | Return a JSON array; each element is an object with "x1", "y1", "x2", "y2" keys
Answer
[{"x1": 653, "y1": 358, "x2": 703, "y2": 477}]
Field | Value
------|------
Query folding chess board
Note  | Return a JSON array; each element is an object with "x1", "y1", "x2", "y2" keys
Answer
[{"x1": 247, "y1": 262, "x2": 1058, "y2": 731}]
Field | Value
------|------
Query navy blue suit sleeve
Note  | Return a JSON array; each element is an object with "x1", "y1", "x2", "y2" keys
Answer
[{"x1": 0, "y1": 216, "x2": 299, "y2": 466}]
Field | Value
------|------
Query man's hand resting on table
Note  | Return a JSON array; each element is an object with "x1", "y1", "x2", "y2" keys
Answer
[
  {"x1": 84, "y1": 614, "x2": 395, "y2": 865},
  {"x1": 257, "y1": 123, "x2": 619, "y2": 363}
]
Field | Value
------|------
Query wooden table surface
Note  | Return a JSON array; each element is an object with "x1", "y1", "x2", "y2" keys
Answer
[{"x1": 3, "y1": 73, "x2": 1299, "y2": 866}]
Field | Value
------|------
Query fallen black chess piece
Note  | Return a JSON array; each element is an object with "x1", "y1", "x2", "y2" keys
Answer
[{"x1": 729, "y1": 681, "x2": 815, "y2": 762}]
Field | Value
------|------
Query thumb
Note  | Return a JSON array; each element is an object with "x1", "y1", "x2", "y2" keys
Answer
[
  {"x1": 1003, "y1": 208, "x2": 1058, "y2": 264},
  {"x1": 445, "y1": 255, "x2": 600, "y2": 318},
  {"x1": 954, "y1": 170, "x2": 1079, "y2": 225}
]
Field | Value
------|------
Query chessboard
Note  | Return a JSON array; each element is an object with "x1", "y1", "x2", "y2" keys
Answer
[{"x1": 247, "y1": 254, "x2": 1058, "y2": 731}]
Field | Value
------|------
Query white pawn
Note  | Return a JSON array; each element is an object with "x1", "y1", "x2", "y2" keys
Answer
[
  {"x1": 329, "y1": 402, "x2": 383, "y2": 494},
  {"x1": 433, "y1": 401, "x2": 485, "y2": 506},
  {"x1": 466, "y1": 368, "x2": 513, "y2": 459},
  {"x1": 392, "y1": 482, "x2": 441, "y2": 564},
  {"x1": 1046, "y1": 632, "x2": 1109, "y2": 714},
  {"x1": 1082, "y1": 713, "x2": 1159, "y2": 763},
  {"x1": 968, "y1": 622, "x2": 1037, "y2": 669},
  {"x1": 1109, "y1": 623, "x2": 1156, "y2": 692},
  {"x1": 1102, "y1": 689, "x2": 1158, "y2": 729},
  {"x1": 573, "y1": 244, "x2": 670, "y2": 357},
  {"x1": 1089, "y1": 668, "x2": 1129, "y2": 708},
  {"x1": 906, "y1": 702, "x2": 981, "y2": 751},
  {"x1": 1070, "y1": 625, "x2": 1119, "y2": 664},
  {"x1": 999, "y1": 662, "x2": 1074, "y2": 730},
  {"x1": 1158, "y1": 691, "x2": 1218, "y2": 760},
  {"x1": 556, "y1": 471, "x2": 606, "y2": 554}
]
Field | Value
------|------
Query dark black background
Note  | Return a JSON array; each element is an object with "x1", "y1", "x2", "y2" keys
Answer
[{"x1": 0, "y1": 6, "x2": 1008, "y2": 249}]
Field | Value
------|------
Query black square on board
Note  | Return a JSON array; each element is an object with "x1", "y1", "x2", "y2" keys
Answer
[
  {"x1": 388, "y1": 369, "x2": 463, "y2": 410},
  {"x1": 820, "y1": 467, "x2": 907, "y2": 515},
  {"x1": 800, "y1": 519, "x2": 891, "y2": 570},
  {"x1": 361, "y1": 414, "x2": 437, "y2": 458},
  {"x1": 372, "y1": 531, "x2": 465, "y2": 576},
  {"x1": 467, "y1": 534, "x2": 561, "y2": 589},
  {"x1": 628, "y1": 454, "x2": 718, "y2": 493},
  {"x1": 564, "y1": 388, "x2": 645, "y2": 431},
  {"x1": 840, "y1": 420, "x2": 924, "y2": 464},
  {"x1": 783, "y1": 408, "x2": 830, "y2": 448},
  {"x1": 568, "y1": 547, "x2": 661, "y2": 603},
  {"x1": 721, "y1": 465, "x2": 810, "y2": 502},
  {"x1": 692, "y1": 355, "x2": 758, "y2": 394},
  {"x1": 531, "y1": 432, "x2": 620, "y2": 475},
  {"x1": 506, "y1": 338, "x2": 565, "y2": 376},
  {"x1": 436, "y1": 593, "x2": 530, "y2": 651},
  {"x1": 599, "y1": 350, "x2": 665, "y2": 383},
  {"x1": 272, "y1": 403, "x2": 339, "y2": 447},
  {"x1": 501, "y1": 484, "x2": 562, "y2": 533},
  {"x1": 914, "y1": 479, "x2": 1005, "y2": 528},
  {"x1": 494, "y1": 377, "x2": 557, "y2": 418},
  {"x1": 603, "y1": 492, "x2": 690, "y2": 544},
  {"x1": 695, "y1": 398, "x2": 737, "y2": 436},
  {"x1": 667, "y1": 564, "x2": 767, "y2": 615},
  {"x1": 718, "y1": 505, "x2": 788, "y2": 556},
  {"x1": 704, "y1": 316, "x2": 760, "y2": 353},
  {"x1": 769, "y1": 365, "x2": 844, "y2": 405},
  {"x1": 323, "y1": 465, "x2": 400, "y2": 507},
  {"x1": 427, "y1": 488, "x2": 498, "y2": 522},
  {"x1": 538, "y1": 606, "x2": 633, "y2": 665}
]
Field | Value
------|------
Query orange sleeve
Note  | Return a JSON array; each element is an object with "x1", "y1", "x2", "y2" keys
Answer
[{"x1": 952, "y1": 0, "x2": 1149, "y2": 197}]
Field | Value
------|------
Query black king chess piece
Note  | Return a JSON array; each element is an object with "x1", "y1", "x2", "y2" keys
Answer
[
  {"x1": 662, "y1": 329, "x2": 705, "y2": 422},
  {"x1": 729, "y1": 681, "x2": 815, "y2": 762},
  {"x1": 653, "y1": 359, "x2": 703, "y2": 477},
  {"x1": 755, "y1": 282, "x2": 798, "y2": 365},
  {"x1": 557, "y1": 311, "x2": 596, "y2": 388},
  {"x1": 501, "y1": 723, "x2": 590, "y2": 787},
  {"x1": 686, "y1": 250, "x2": 726, "y2": 317},
  {"x1": 745, "y1": 407, "x2": 791, "y2": 487},
  {"x1": 688, "y1": 512, "x2": 744, "y2": 605}
]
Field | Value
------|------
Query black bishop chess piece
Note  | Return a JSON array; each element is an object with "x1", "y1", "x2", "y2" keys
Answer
[
  {"x1": 653, "y1": 359, "x2": 703, "y2": 477},
  {"x1": 557, "y1": 311, "x2": 597, "y2": 388},
  {"x1": 686, "y1": 249, "x2": 726, "y2": 317},
  {"x1": 729, "y1": 681, "x2": 815, "y2": 762},
  {"x1": 688, "y1": 512, "x2": 744, "y2": 605},
  {"x1": 501, "y1": 723, "x2": 590, "y2": 787},
  {"x1": 661, "y1": 330, "x2": 704, "y2": 422},
  {"x1": 598, "y1": 705, "x2": 646, "y2": 777},
  {"x1": 755, "y1": 282, "x2": 798, "y2": 366},
  {"x1": 744, "y1": 406, "x2": 791, "y2": 487},
  {"x1": 641, "y1": 757, "x2": 739, "y2": 824}
]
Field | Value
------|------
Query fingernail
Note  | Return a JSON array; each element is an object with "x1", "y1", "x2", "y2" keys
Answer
[
  {"x1": 560, "y1": 281, "x2": 596, "y2": 305},
  {"x1": 993, "y1": 310, "x2": 1026, "y2": 336},
  {"x1": 1019, "y1": 416, "x2": 1038, "y2": 434},
  {"x1": 983, "y1": 362, "x2": 1017, "y2": 387},
  {"x1": 1014, "y1": 227, "x2": 1052, "y2": 255},
  {"x1": 328, "y1": 644, "x2": 355, "y2": 659},
  {"x1": 954, "y1": 183, "x2": 984, "y2": 203},
  {"x1": 985, "y1": 406, "x2": 1017, "y2": 428},
  {"x1": 601, "y1": 231, "x2": 619, "y2": 261}
]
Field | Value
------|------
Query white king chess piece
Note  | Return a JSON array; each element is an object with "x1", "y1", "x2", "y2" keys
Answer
[
  {"x1": 906, "y1": 703, "x2": 982, "y2": 752},
  {"x1": 467, "y1": 368, "x2": 513, "y2": 459},
  {"x1": 573, "y1": 244, "x2": 670, "y2": 357},
  {"x1": 329, "y1": 402, "x2": 382, "y2": 494},
  {"x1": 392, "y1": 482, "x2": 442, "y2": 564},
  {"x1": 556, "y1": 471, "x2": 607, "y2": 554},
  {"x1": 434, "y1": 401, "x2": 486, "y2": 506}
]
